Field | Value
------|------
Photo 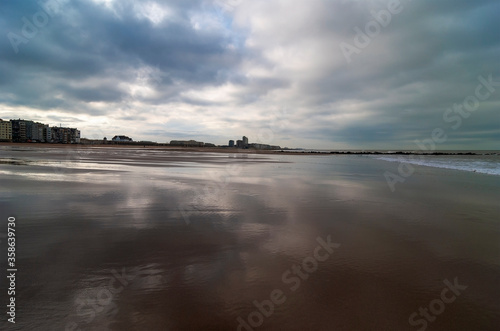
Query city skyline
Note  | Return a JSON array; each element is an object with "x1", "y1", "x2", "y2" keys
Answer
[
  {"x1": 0, "y1": 118, "x2": 81, "y2": 144},
  {"x1": 1, "y1": 119, "x2": 285, "y2": 149},
  {"x1": 1, "y1": 0, "x2": 499, "y2": 149}
]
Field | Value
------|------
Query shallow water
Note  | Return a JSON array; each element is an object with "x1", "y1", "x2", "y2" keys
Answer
[{"x1": 0, "y1": 146, "x2": 499, "y2": 330}]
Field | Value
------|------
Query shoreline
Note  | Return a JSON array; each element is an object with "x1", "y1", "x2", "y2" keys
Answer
[{"x1": 0, "y1": 142, "x2": 498, "y2": 156}]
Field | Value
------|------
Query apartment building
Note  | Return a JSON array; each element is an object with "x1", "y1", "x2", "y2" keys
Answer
[
  {"x1": 11, "y1": 119, "x2": 27, "y2": 143},
  {"x1": 0, "y1": 119, "x2": 12, "y2": 141}
]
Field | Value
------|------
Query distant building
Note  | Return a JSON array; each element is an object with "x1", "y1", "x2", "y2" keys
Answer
[
  {"x1": 170, "y1": 140, "x2": 204, "y2": 147},
  {"x1": 0, "y1": 119, "x2": 12, "y2": 141},
  {"x1": 7, "y1": 119, "x2": 80, "y2": 144},
  {"x1": 112, "y1": 135, "x2": 133, "y2": 142},
  {"x1": 43, "y1": 124, "x2": 51, "y2": 143},
  {"x1": 234, "y1": 136, "x2": 250, "y2": 149},
  {"x1": 73, "y1": 129, "x2": 81, "y2": 143},
  {"x1": 51, "y1": 127, "x2": 80, "y2": 144},
  {"x1": 30, "y1": 122, "x2": 45, "y2": 142},
  {"x1": 249, "y1": 143, "x2": 281, "y2": 150},
  {"x1": 24, "y1": 120, "x2": 35, "y2": 141},
  {"x1": 11, "y1": 119, "x2": 27, "y2": 143}
]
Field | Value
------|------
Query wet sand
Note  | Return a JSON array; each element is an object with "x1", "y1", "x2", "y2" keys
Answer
[{"x1": 0, "y1": 146, "x2": 499, "y2": 330}]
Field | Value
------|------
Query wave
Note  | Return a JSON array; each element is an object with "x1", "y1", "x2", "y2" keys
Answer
[{"x1": 373, "y1": 155, "x2": 500, "y2": 176}]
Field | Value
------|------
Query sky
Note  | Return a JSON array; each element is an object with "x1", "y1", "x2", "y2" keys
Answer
[{"x1": 0, "y1": 0, "x2": 499, "y2": 150}]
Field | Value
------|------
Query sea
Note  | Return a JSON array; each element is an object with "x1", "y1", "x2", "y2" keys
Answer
[
  {"x1": 372, "y1": 152, "x2": 500, "y2": 176},
  {"x1": 288, "y1": 149, "x2": 500, "y2": 176}
]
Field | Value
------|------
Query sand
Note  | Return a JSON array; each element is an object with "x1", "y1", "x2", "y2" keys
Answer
[{"x1": 0, "y1": 146, "x2": 499, "y2": 330}]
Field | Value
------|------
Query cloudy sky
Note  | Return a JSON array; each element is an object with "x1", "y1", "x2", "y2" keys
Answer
[{"x1": 1, "y1": 0, "x2": 499, "y2": 149}]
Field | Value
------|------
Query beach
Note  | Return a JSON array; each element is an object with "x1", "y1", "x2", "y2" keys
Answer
[{"x1": 0, "y1": 145, "x2": 499, "y2": 330}]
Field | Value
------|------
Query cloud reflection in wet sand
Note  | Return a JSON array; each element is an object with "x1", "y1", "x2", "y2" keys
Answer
[{"x1": 0, "y1": 147, "x2": 499, "y2": 330}]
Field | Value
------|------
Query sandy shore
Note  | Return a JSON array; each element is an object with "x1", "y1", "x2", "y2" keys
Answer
[
  {"x1": 0, "y1": 142, "x2": 308, "y2": 155},
  {"x1": 1, "y1": 147, "x2": 499, "y2": 330},
  {"x1": 2, "y1": 142, "x2": 496, "y2": 157}
]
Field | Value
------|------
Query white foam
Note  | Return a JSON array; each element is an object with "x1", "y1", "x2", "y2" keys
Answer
[{"x1": 374, "y1": 155, "x2": 500, "y2": 176}]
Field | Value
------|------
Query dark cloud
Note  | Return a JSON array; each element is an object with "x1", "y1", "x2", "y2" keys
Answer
[{"x1": 0, "y1": 0, "x2": 498, "y2": 149}]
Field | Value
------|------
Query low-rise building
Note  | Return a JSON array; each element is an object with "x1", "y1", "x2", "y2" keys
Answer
[
  {"x1": 170, "y1": 140, "x2": 205, "y2": 147},
  {"x1": 112, "y1": 135, "x2": 133, "y2": 142},
  {"x1": 249, "y1": 143, "x2": 281, "y2": 150},
  {"x1": 51, "y1": 127, "x2": 81, "y2": 144}
]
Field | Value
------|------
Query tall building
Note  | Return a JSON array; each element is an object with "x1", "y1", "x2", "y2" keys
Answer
[
  {"x1": 24, "y1": 120, "x2": 35, "y2": 141},
  {"x1": 30, "y1": 122, "x2": 44, "y2": 142},
  {"x1": 242, "y1": 136, "x2": 248, "y2": 148},
  {"x1": 0, "y1": 119, "x2": 12, "y2": 141},
  {"x1": 6, "y1": 119, "x2": 80, "y2": 144},
  {"x1": 51, "y1": 127, "x2": 61, "y2": 143},
  {"x1": 74, "y1": 129, "x2": 81, "y2": 143},
  {"x1": 229, "y1": 140, "x2": 235, "y2": 147},
  {"x1": 11, "y1": 119, "x2": 27, "y2": 143},
  {"x1": 43, "y1": 124, "x2": 51, "y2": 143}
]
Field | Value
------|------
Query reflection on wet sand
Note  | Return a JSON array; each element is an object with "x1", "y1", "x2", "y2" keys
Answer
[{"x1": 0, "y1": 146, "x2": 499, "y2": 330}]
